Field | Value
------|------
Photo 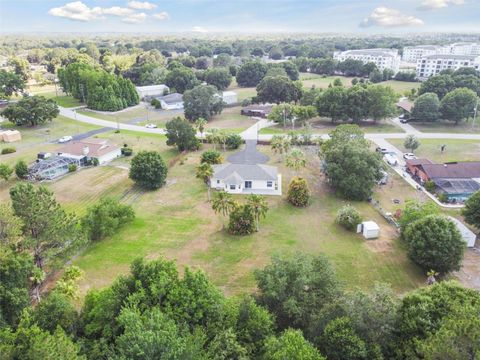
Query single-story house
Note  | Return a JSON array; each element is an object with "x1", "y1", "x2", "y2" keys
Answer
[
  {"x1": 155, "y1": 93, "x2": 184, "y2": 110},
  {"x1": 406, "y1": 159, "x2": 480, "y2": 201},
  {"x1": 211, "y1": 163, "x2": 282, "y2": 195},
  {"x1": 222, "y1": 91, "x2": 238, "y2": 105},
  {"x1": 448, "y1": 216, "x2": 476, "y2": 247},
  {"x1": 0, "y1": 129, "x2": 21, "y2": 142},
  {"x1": 241, "y1": 104, "x2": 273, "y2": 118},
  {"x1": 57, "y1": 138, "x2": 121, "y2": 165},
  {"x1": 136, "y1": 85, "x2": 169, "y2": 100}
]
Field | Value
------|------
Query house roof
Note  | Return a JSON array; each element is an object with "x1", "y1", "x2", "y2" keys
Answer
[
  {"x1": 136, "y1": 85, "x2": 169, "y2": 92},
  {"x1": 423, "y1": 54, "x2": 479, "y2": 60},
  {"x1": 405, "y1": 158, "x2": 434, "y2": 166},
  {"x1": 434, "y1": 178, "x2": 480, "y2": 195},
  {"x1": 422, "y1": 162, "x2": 480, "y2": 179},
  {"x1": 396, "y1": 99, "x2": 413, "y2": 113},
  {"x1": 57, "y1": 138, "x2": 120, "y2": 158},
  {"x1": 213, "y1": 163, "x2": 277, "y2": 182},
  {"x1": 157, "y1": 93, "x2": 183, "y2": 104}
]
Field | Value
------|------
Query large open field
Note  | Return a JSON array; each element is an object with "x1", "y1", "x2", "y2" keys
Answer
[
  {"x1": 0, "y1": 125, "x2": 428, "y2": 299},
  {"x1": 409, "y1": 118, "x2": 480, "y2": 134},
  {"x1": 387, "y1": 138, "x2": 480, "y2": 163}
]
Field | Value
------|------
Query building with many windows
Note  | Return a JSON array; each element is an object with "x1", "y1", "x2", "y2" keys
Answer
[
  {"x1": 446, "y1": 43, "x2": 480, "y2": 56},
  {"x1": 416, "y1": 54, "x2": 480, "y2": 79},
  {"x1": 402, "y1": 45, "x2": 443, "y2": 63},
  {"x1": 333, "y1": 48, "x2": 400, "y2": 73}
]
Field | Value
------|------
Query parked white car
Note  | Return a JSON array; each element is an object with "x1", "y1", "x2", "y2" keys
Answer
[
  {"x1": 145, "y1": 123, "x2": 158, "y2": 129},
  {"x1": 384, "y1": 153, "x2": 398, "y2": 166},
  {"x1": 58, "y1": 135, "x2": 73, "y2": 143},
  {"x1": 403, "y1": 153, "x2": 417, "y2": 160}
]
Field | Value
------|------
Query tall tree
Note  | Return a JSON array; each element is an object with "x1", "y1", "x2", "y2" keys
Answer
[
  {"x1": 315, "y1": 86, "x2": 347, "y2": 123},
  {"x1": 129, "y1": 151, "x2": 168, "y2": 190},
  {"x1": 0, "y1": 70, "x2": 25, "y2": 98},
  {"x1": 205, "y1": 68, "x2": 232, "y2": 90},
  {"x1": 236, "y1": 61, "x2": 268, "y2": 87},
  {"x1": 246, "y1": 194, "x2": 269, "y2": 231},
  {"x1": 196, "y1": 162, "x2": 214, "y2": 201},
  {"x1": 462, "y1": 190, "x2": 480, "y2": 230},
  {"x1": 366, "y1": 85, "x2": 398, "y2": 123},
  {"x1": 9, "y1": 183, "x2": 83, "y2": 301},
  {"x1": 183, "y1": 85, "x2": 224, "y2": 121},
  {"x1": 285, "y1": 148, "x2": 307, "y2": 175},
  {"x1": 3, "y1": 96, "x2": 59, "y2": 127},
  {"x1": 165, "y1": 117, "x2": 200, "y2": 151},
  {"x1": 212, "y1": 191, "x2": 237, "y2": 228},
  {"x1": 263, "y1": 329, "x2": 325, "y2": 360},
  {"x1": 440, "y1": 87, "x2": 478, "y2": 124},
  {"x1": 320, "y1": 317, "x2": 367, "y2": 360},
  {"x1": 419, "y1": 74, "x2": 456, "y2": 99},
  {"x1": 404, "y1": 134, "x2": 420, "y2": 153},
  {"x1": 412, "y1": 92, "x2": 441, "y2": 122},
  {"x1": 256, "y1": 76, "x2": 302, "y2": 104}
]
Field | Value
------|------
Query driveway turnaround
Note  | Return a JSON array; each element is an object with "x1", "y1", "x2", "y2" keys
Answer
[{"x1": 227, "y1": 140, "x2": 269, "y2": 164}]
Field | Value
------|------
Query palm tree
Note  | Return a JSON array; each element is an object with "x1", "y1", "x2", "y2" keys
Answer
[
  {"x1": 196, "y1": 162, "x2": 214, "y2": 201},
  {"x1": 286, "y1": 148, "x2": 307, "y2": 175},
  {"x1": 246, "y1": 194, "x2": 269, "y2": 231},
  {"x1": 195, "y1": 118, "x2": 207, "y2": 143},
  {"x1": 271, "y1": 135, "x2": 291, "y2": 162},
  {"x1": 206, "y1": 128, "x2": 219, "y2": 150},
  {"x1": 212, "y1": 191, "x2": 237, "y2": 228},
  {"x1": 217, "y1": 130, "x2": 228, "y2": 151}
]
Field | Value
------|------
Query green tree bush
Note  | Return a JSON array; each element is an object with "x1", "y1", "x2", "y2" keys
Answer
[
  {"x1": 201, "y1": 149, "x2": 222, "y2": 164},
  {"x1": 2, "y1": 96, "x2": 59, "y2": 127},
  {"x1": 336, "y1": 205, "x2": 362, "y2": 231},
  {"x1": 14, "y1": 160, "x2": 28, "y2": 179},
  {"x1": 129, "y1": 151, "x2": 168, "y2": 190},
  {"x1": 287, "y1": 177, "x2": 310, "y2": 207},
  {"x1": 411, "y1": 93, "x2": 440, "y2": 122},
  {"x1": 228, "y1": 204, "x2": 256, "y2": 236},
  {"x1": 463, "y1": 190, "x2": 480, "y2": 230},
  {"x1": 165, "y1": 117, "x2": 200, "y2": 151}
]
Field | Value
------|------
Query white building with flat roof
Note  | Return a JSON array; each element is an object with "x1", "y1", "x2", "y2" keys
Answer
[
  {"x1": 333, "y1": 48, "x2": 400, "y2": 73},
  {"x1": 446, "y1": 43, "x2": 480, "y2": 56},
  {"x1": 416, "y1": 54, "x2": 480, "y2": 79},
  {"x1": 402, "y1": 45, "x2": 443, "y2": 64}
]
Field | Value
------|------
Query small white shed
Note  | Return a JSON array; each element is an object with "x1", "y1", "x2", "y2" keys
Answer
[
  {"x1": 222, "y1": 91, "x2": 238, "y2": 105},
  {"x1": 357, "y1": 221, "x2": 380, "y2": 239},
  {"x1": 448, "y1": 216, "x2": 476, "y2": 248}
]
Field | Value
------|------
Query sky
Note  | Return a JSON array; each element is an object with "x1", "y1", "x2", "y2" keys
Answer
[{"x1": 0, "y1": 0, "x2": 479, "y2": 34}]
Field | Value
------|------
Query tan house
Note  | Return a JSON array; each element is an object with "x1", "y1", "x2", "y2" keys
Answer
[{"x1": 57, "y1": 138, "x2": 121, "y2": 165}]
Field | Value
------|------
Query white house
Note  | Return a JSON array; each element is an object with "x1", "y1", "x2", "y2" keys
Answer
[
  {"x1": 136, "y1": 85, "x2": 169, "y2": 100},
  {"x1": 156, "y1": 93, "x2": 184, "y2": 110},
  {"x1": 333, "y1": 48, "x2": 400, "y2": 74},
  {"x1": 448, "y1": 216, "x2": 477, "y2": 248},
  {"x1": 57, "y1": 138, "x2": 121, "y2": 165},
  {"x1": 211, "y1": 163, "x2": 282, "y2": 196},
  {"x1": 416, "y1": 54, "x2": 480, "y2": 79},
  {"x1": 222, "y1": 91, "x2": 238, "y2": 105}
]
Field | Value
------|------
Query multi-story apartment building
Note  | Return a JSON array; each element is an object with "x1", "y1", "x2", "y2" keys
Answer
[
  {"x1": 333, "y1": 48, "x2": 400, "y2": 74},
  {"x1": 416, "y1": 54, "x2": 480, "y2": 79},
  {"x1": 402, "y1": 45, "x2": 443, "y2": 63},
  {"x1": 447, "y1": 43, "x2": 480, "y2": 56}
]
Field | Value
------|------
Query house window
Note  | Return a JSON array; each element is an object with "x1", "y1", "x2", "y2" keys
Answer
[
  {"x1": 245, "y1": 181, "x2": 252, "y2": 189},
  {"x1": 217, "y1": 180, "x2": 220, "y2": 184},
  {"x1": 267, "y1": 181, "x2": 273, "y2": 187},
  {"x1": 230, "y1": 185, "x2": 236, "y2": 190}
]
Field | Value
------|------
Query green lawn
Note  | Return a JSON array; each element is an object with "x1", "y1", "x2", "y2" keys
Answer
[
  {"x1": 67, "y1": 144, "x2": 424, "y2": 299},
  {"x1": 260, "y1": 118, "x2": 404, "y2": 135},
  {"x1": 410, "y1": 119, "x2": 480, "y2": 134},
  {"x1": 378, "y1": 80, "x2": 420, "y2": 94},
  {"x1": 53, "y1": 96, "x2": 83, "y2": 108},
  {"x1": 300, "y1": 73, "x2": 354, "y2": 89},
  {"x1": 387, "y1": 138, "x2": 480, "y2": 163}
]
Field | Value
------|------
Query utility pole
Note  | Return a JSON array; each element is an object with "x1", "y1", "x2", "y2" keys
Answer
[{"x1": 473, "y1": 98, "x2": 479, "y2": 130}]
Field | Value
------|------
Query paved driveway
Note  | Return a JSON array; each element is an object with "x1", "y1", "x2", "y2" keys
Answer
[{"x1": 227, "y1": 140, "x2": 269, "y2": 164}]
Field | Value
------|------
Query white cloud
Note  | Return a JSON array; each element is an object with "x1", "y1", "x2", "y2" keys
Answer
[
  {"x1": 122, "y1": 12, "x2": 147, "y2": 24},
  {"x1": 360, "y1": 7, "x2": 424, "y2": 27},
  {"x1": 153, "y1": 11, "x2": 169, "y2": 20},
  {"x1": 48, "y1": 1, "x2": 104, "y2": 21},
  {"x1": 192, "y1": 26, "x2": 208, "y2": 33},
  {"x1": 418, "y1": 0, "x2": 465, "y2": 10},
  {"x1": 127, "y1": 1, "x2": 157, "y2": 10},
  {"x1": 49, "y1": 2, "x2": 135, "y2": 21},
  {"x1": 102, "y1": 7, "x2": 134, "y2": 17}
]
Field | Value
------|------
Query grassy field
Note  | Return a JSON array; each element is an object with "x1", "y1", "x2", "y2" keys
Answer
[
  {"x1": 298, "y1": 73, "x2": 419, "y2": 95},
  {"x1": 260, "y1": 118, "x2": 404, "y2": 135},
  {"x1": 410, "y1": 119, "x2": 480, "y2": 134},
  {"x1": 206, "y1": 106, "x2": 256, "y2": 132},
  {"x1": 388, "y1": 138, "x2": 480, "y2": 163}
]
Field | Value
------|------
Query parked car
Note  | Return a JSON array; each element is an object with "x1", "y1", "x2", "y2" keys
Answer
[
  {"x1": 384, "y1": 153, "x2": 398, "y2": 166},
  {"x1": 378, "y1": 170, "x2": 389, "y2": 185},
  {"x1": 58, "y1": 135, "x2": 73, "y2": 143},
  {"x1": 403, "y1": 153, "x2": 417, "y2": 160},
  {"x1": 400, "y1": 118, "x2": 409, "y2": 124},
  {"x1": 375, "y1": 147, "x2": 389, "y2": 154},
  {"x1": 145, "y1": 123, "x2": 158, "y2": 129}
]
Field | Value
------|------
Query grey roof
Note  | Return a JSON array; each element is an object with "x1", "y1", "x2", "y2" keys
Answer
[
  {"x1": 339, "y1": 49, "x2": 397, "y2": 57},
  {"x1": 157, "y1": 93, "x2": 183, "y2": 104},
  {"x1": 213, "y1": 163, "x2": 277, "y2": 182},
  {"x1": 405, "y1": 45, "x2": 441, "y2": 50},
  {"x1": 423, "y1": 54, "x2": 478, "y2": 60},
  {"x1": 434, "y1": 178, "x2": 480, "y2": 195}
]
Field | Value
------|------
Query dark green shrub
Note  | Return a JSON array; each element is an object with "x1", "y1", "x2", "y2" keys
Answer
[
  {"x1": 1, "y1": 147, "x2": 16, "y2": 155},
  {"x1": 287, "y1": 177, "x2": 310, "y2": 207},
  {"x1": 226, "y1": 133, "x2": 243, "y2": 150},
  {"x1": 201, "y1": 149, "x2": 222, "y2": 164},
  {"x1": 129, "y1": 151, "x2": 168, "y2": 190},
  {"x1": 15, "y1": 160, "x2": 28, "y2": 179},
  {"x1": 121, "y1": 147, "x2": 133, "y2": 156},
  {"x1": 151, "y1": 98, "x2": 161, "y2": 109},
  {"x1": 228, "y1": 204, "x2": 256, "y2": 235},
  {"x1": 336, "y1": 205, "x2": 362, "y2": 231},
  {"x1": 438, "y1": 193, "x2": 448, "y2": 203},
  {"x1": 68, "y1": 164, "x2": 77, "y2": 172},
  {"x1": 425, "y1": 180, "x2": 436, "y2": 193}
]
